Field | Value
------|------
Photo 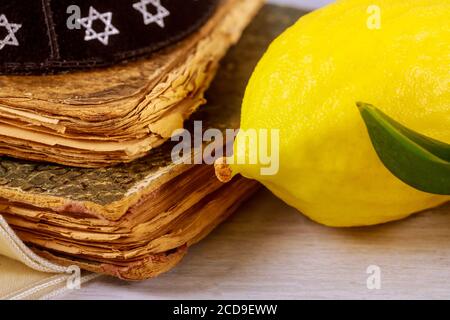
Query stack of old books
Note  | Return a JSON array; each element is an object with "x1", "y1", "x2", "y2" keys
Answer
[{"x1": 0, "y1": 0, "x2": 296, "y2": 280}]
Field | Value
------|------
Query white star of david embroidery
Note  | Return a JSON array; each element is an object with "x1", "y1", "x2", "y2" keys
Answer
[
  {"x1": 0, "y1": 14, "x2": 21, "y2": 51},
  {"x1": 133, "y1": 0, "x2": 170, "y2": 28},
  {"x1": 77, "y1": 7, "x2": 119, "y2": 46}
]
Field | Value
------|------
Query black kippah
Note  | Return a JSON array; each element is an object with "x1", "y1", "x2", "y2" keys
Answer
[{"x1": 0, "y1": 0, "x2": 219, "y2": 74}]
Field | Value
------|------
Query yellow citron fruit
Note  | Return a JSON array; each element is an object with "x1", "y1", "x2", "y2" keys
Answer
[{"x1": 218, "y1": 0, "x2": 450, "y2": 227}]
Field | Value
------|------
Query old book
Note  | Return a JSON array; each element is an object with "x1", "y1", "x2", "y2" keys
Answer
[
  {"x1": 0, "y1": 0, "x2": 220, "y2": 74},
  {"x1": 0, "y1": 0, "x2": 264, "y2": 167},
  {"x1": 0, "y1": 5, "x2": 299, "y2": 280}
]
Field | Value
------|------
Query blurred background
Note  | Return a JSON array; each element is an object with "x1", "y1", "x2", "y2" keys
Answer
[{"x1": 270, "y1": 0, "x2": 334, "y2": 10}]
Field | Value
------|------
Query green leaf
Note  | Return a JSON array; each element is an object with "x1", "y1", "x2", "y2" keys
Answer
[{"x1": 357, "y1": 102, "x2": 450, "y2": 195}]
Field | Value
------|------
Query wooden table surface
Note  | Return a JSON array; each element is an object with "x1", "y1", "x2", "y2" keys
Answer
[
  {"x1": 59, "y1": 0, "x2": 450, "y2": 300},
  {"x1": 60, "y1": 188, "x2": 450, "y2": 300}
]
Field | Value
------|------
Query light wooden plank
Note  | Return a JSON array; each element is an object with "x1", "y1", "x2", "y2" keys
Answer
[{"x1": 60, "y1": 189, "x2": 450, "y2": 300}]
